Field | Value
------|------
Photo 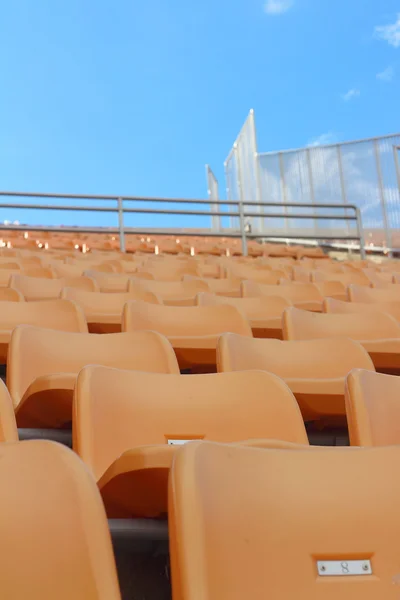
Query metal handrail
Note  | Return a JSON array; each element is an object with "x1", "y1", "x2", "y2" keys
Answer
[{"x1": 0, "y1": 191, "x2": 365, "y2": 258}]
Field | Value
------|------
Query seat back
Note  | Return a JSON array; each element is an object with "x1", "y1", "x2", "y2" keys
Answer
[
  {"x1": 169, "y1": 441, "x2": 400, "y2": 600},
  {"x1": 0, "y1": 299, "x2": 87, "y2": 333},
  {"x1": 8, "y1": 327, "x2": 180, "y2": 408},
  {"x1": 122, "y1": 301, "x2": 252, "y2": 337},
  {"x1": 283, "y1": 307, "x2": 400, "y2": 341},
  {"x1": 217, "y1": 333, "x2": 374, "y2": 378},
  {"x1": 74, "y1": 367, "x2": 308, "y2": 480},
  {"x1": 61, "y1": 287, "x2": 161, "y2": 315},
  {"x1": 324, "y1": 297, "x2": 400, "y2": 320},
  {"x1": 128, "y1": 279, "x2": 209, "y2": 299},
  {"x1": 0, "y1": 380, "x2": 18, "y2": 441},
  {"x1": 10, "y1": 274, "x2": 97, "y2": 300},
  {"x1": 83, "y1": 271, "x2": 131, "y2": 292},
  {"x1": 0, "y1": 288, "x2": 24, "y2": 302},
  {"x1": 345, "y1": 369, "x2": 400, "y2": 446},
  {"x1": 196, "y1": 292, "x2": 291, "y2": 319},
  {"x1": 242, "y1": 280, "x2": 322, "y2": 302},
  {"x1": 348, "y1": 284, "x2": 400, "y2": 303},
  {"x1": 0, "y1": 441, "x2": 121, "y2": 599}
]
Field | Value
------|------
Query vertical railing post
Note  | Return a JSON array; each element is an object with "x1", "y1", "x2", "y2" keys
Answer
[
  {"x1": 374, "y1": 140, "x2": 392, "y2": 256},
  {"x1": 249, "y1": 109, "x2": 263, "y2": 233},
  {"x1": 236, "y1": 145, "x2": 248, "y2": 256},
  {"x1": 306, "y1": 148, "x2": 317, "y2": 235},
  {"x1": 355, "y1": 207, "x2": 366, "y2": 260},
  {"x1": 117, "y1": 197, "x2": 126, "y2": 253},
  {"x1": 279, "y1": 152, "x2": 289, "y2": 233}
]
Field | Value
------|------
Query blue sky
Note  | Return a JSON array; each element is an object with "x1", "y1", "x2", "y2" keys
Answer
[{"x1": 1, "y1": 0, "x2": 400, "y2": 229}]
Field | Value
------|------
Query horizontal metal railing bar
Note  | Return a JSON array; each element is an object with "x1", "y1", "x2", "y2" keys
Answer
[
  {"x1": 0, "y1": 192, "x2": 359, "y2": 212},
  {"x1": 0, "y1": 223, "x2": 362, "y2": 240},
  {"x1": 0, "y1": 203, "x2": 358, "y2": 220}
]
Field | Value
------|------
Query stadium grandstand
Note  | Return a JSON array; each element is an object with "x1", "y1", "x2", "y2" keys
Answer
[{"x1": 4, "y1": 1, "x2": 400, "y2": 598}]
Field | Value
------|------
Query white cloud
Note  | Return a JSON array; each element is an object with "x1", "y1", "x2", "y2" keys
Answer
[
  {"x1": 374, "y1": 13, "x2": 400, "y2": 48},
  {"x1": 264, "y1": 0, "x2": 293, "y2": 15},
  {"x1": 377, "y1": 66, "x2": 394, "y2": 82},
  {"x1": 307, "y1": 132, "x2": 338, "y2": 147},
  {"x1": 342, "y1": 88, "x2": 360, "y2": 102}
]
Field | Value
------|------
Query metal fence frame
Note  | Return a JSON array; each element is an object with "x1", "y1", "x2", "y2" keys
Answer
[
  {"x1": 224, "y1": 110, "x2": 400, "y2": 256},
  {"x1": 0, "y1": 191, "x2": 365, "y2": 258},
  {"x1": 205, "y1": 165, "x2": 221, "y2": 231}
]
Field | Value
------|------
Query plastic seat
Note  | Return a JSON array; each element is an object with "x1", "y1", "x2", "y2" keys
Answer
[
  {"x1": 122, "y1": 301, "x2": 252, "y2": 370},
  {"x1": 0, "y1": 269, "x2": 22, "y2": 287},
  {"x1": 0, "y1": 287, "x2": 24, "y2": 302},
  {"x1": 169, "y1": 441, "x2": 400, "y2": 600},
  {"x1": 324, "y1": 297, "x2": 400, "y2": 321},
  {"x1": 311, "y1": 270, "x2": 370, "y2": 286},
  {"x1": 183, "y1": 275, "x2": 242, "y2": 297},
  {"x1": 61, "y1": 287, "x2": 160, "y2": 333},
  {"x1": 83, "y1": 270, "x2": 131, "y2": 292},
  {"x1": 0, "y1": 379, "x2": 18, "y2": 441},
  {"x1": 10, "y1": 274, "x2": 98, "y2": 301},
  {"x1": 348, "y1": 284, "x2": 400, "y2": 303},
  {"x1": 197, "y1": 292, "x2": 291, "y2": 339},
  {"x1": 0, "y1": 299, "x2": 87, "y2": 363},
  {"x1": 345, "y1": 369, "x2": 400, "y2": 446},
  {"x1": 217, "y1": 333, "x2": 374, "y2": 420},
  {"x1": 242, "y1": 280, "x2": 323, "y2": 311},
  {"x1": 74, "y1": 367, "x2": 308, "y2": 517},
  {"x1": 128, "y1": 279, "x2": 209, "y2": 306},
  {"x1": 23, "y1": 267, "x2": 56, "y2": 279},
  {"x1": 8, "y1": 326, "x2": 179, "y2": 428},
  {"x1": 0, "y1": 440, "x2": 121, "y2": 599},
  {"x1": 283, "y1": 307, "x2": 400, "y2": 372}
]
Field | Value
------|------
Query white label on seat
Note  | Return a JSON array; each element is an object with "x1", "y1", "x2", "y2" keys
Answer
[
  {"x1": 317, "y1": 560, "x2": 372, "y2": 577},
  {"x1": 167, "y1": 439, "x2": 191, "y2": 445}
]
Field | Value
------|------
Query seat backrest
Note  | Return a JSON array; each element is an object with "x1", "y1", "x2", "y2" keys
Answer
[
  {"x1": 169, "y1": 442, "x2": 400, "y2": 600},
  {"x1": 61, "y1": 287, "x2": 160, "y2": 314},
  {"x1": 348, "y1": 284, "x2": 400, "y2": 303},
  {"x1": 217, "y1": 333, "x2": 374, "y2": 378},
  {"x1": 242, "y1": 280, "x2": 322, "y2": 301},
  {"x1": 122, "y1": 301, "x2": 252, "y2": 337},
  {"x1": 184, "y1": 275, "x2": 241, "y2": 296},
  {"x1": 83, "y1": 271, "x2": 130, "y2": 292},
  {"x1": 324, "y1": 297, "x2": 400, "y2": 320},
  {"x1": 0, "y1": 379, "x2": 18, "y2": 442},
  {"x1": 0, "y1": 299, "x2": 87, "y2": 333},
  {"x1": 7, "y1": 327, "x2": 180, "y2": 408},
  {"x1": 74, "y1": 367, "x2": 309, "y2": 480},
  {"x1": 10, "y1": 274, "x2": 97, "y2": 300},
  {"x1": 128, "y1": 279, "x2": 209, "y2": 298},
  {"x1": 197, "y1": 292, "x2": 291, "y2": 319},
  {"x1": 0, "y1": 440, "x2": 121, "y2": 599},
  {"x1": 283, "y1": 307, "x2": 400, "y2": 341},
  {"x1": 311, "y1": 271, "x2": 370, "y2": 286},
  {"x1": 0, "y1": 287, "x2": 24, "y2": 302},
  {"x1": 345, "y1": 369, "x2": 400, "y2": 446}
]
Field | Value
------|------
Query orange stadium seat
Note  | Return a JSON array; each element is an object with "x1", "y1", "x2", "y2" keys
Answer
[
  {"x1": 0, "y1": 379, "x2": 18, "y2": 442},
  {"x1": 345, "y1": 369, "x2": 400, "y2": 446},
  {"x1": 128, "y1": 279, "x2": 209, "y2": 306},
  {"x1": 83, "y1": 270, "x2": 132, "y2": 292},
  {"x1": 169, "y1": 441, "x2": 400, "y2": 600},
  {"x1": 242, "y1": 280, "x2": 324, "y2": 311},
  {"x1": 0, "y1": 441, "x2": 121, "y2": 599},
  {"x1": 324, "y1": 297, "x2": 400, "y2": 321},
  {"x1": 73, "y1": 367, "x2": 308, "y2": 517},
  {"x1": 0, "y1": 287, "x2": 24, "y2": 302},
  {"x1": 197, "y1": 292, "x2": 291, "y2": 338},
  {"x1": 283, "y1": 306, "x2": 400, "y2": 372},
  {"x1": 217, "y1": 333, "x2": 374, "y2": 421},
  {"x1": 348, "y1": 284, "x2": 400, "y2": 303},
  {"x1": 10, "y1": 273, "x2": 98, "y2": 300},
  {"x1": 122, "y1": 301, "x2": 252, "y2": 370},
  {"x1": 0, "y1": 299, "x2": 87, "y2": 362},
  {"x1": 183, "y1": 275, "x2": 242, "y2": 297},
  {"x1": 7, "y1": 326, "x2": 179, "y2": 428},
  {"x1": 61, "y1": 287, "x2": 160, "y2": 333}
]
